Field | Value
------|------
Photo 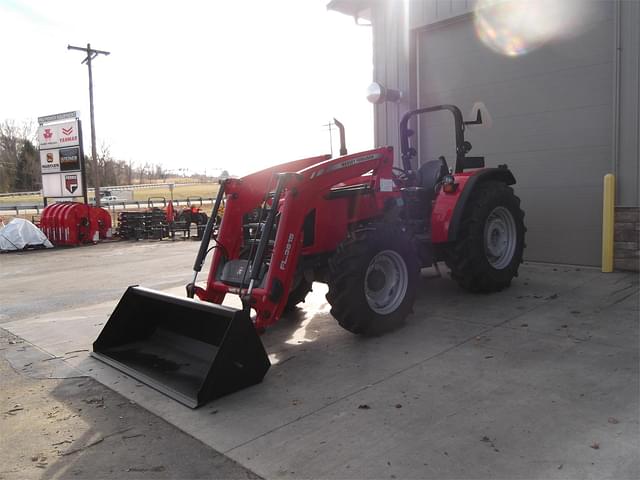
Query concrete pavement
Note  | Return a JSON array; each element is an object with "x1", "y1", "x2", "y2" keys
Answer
[
  {"x1": 0, "y1": 330, "x2": 259, "y2": 480},
  {"x1": 1, "y1": 241, "x2": 638, "y2": 479}
]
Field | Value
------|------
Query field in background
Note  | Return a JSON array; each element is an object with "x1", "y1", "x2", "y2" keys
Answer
[
  {"x1": 0, "y1": 183, "x2": 220, "y2": 205},
  {"x1": 0, "y1": 193, "x2": 41, "y2": 205},
  {"x1": 128, "y1": 183, "x2": 219, "y2": 202}
]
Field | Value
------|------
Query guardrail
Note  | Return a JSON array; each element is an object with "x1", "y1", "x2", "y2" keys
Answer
[
  {"x1": 0, "y1": 190, "x2": 41, "y2": 198},
  {"x1": 90, "y1": 181, "x2": 217, "y2": 192},
  {"x1": 0, "y1": 198, "x2": 216, "y2": 217},
  {"x1": 0, "y1": 181, "x2": 219, "y2": 198}
]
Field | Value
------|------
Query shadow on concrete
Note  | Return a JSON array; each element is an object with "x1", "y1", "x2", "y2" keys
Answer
[{"x1": 43, "y1": 375, "x2": 260, "y2": 479}]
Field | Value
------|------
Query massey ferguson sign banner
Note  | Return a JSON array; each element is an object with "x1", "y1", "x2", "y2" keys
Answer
[
  {"x1": 38, "y1": 112, "x2": 85, "y2": 199},
  {"x1": 37, "y1": 120, "x2": 80, "y2": 150}
]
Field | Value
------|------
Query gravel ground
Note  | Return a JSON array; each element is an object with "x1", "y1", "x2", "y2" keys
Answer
[{"x1": 0, "y1": 329, "x2": 260, "y2": 480}]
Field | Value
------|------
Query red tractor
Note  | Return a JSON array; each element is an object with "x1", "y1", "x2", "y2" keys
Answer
[
  {"x1": 94, "y1": 105, "x2": 525, "y2": 407},
  {"x1": 175, "y1": 196, "x2": 209, "y2": 227}
]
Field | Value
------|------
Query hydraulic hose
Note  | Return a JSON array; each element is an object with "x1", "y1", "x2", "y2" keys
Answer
[{"x1": 187, "y1": 182, "x2": 226, "y2": 298}]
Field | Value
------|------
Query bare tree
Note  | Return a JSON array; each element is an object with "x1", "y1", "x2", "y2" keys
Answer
[{"x1": 0, "y1": 120, "x2": 38, "y2": 192}]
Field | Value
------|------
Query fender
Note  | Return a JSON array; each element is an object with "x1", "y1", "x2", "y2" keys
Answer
[{"x1": 431, "y1": 167, "x2": 516, "y2": 244}]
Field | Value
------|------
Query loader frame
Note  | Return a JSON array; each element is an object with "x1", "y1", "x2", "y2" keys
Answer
[{"x1": 192, "y1": 148, "x2": 400, "y2": 329}]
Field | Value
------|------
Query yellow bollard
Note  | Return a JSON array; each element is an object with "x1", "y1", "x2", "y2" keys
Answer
[{"x1": 602, "y1": 173, "x2": 615, "y2": 272}]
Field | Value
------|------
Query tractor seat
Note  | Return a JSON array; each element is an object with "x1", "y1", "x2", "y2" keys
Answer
[{"x1": 417, "y1": 157, "x2": 449, "y2": 202}]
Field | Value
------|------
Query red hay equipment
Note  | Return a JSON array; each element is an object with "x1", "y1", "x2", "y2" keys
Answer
[{"x1": 40, "y1": 202, "x2": 111, "y2": 246}]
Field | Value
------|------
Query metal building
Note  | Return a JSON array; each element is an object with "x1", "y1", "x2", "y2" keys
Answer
[{"x1": 329, "y1": 0, "x2": 639, "y2": 268}]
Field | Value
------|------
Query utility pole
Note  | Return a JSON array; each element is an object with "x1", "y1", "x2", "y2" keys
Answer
[
  {"x1": 323, "y1": 121, "x2": 334, "y2": 157},
  {"x1": 68, "y1": 43, "x2": 110, "y2": 206}
]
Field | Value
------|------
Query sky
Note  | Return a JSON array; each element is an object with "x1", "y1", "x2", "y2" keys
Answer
[{"x1": 0, "y1": 0, "x2": 373, "y2": 177}]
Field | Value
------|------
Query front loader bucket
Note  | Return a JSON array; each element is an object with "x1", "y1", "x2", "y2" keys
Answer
[{"x1": 92, "y1": 286, "x2": 270, "y2": 408}]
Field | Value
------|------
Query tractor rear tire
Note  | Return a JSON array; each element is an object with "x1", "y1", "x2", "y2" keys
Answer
[
  {"x1": 326, "y1": 225, "x2": 420, "y2": 335},
  {"x1": 445, "y1": 180, "x2": 525, "y2": 293}
]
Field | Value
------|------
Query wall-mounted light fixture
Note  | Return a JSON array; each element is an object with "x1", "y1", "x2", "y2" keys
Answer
[{"x1": 366, "y1": 82, "x2": 403, "y2": 104}]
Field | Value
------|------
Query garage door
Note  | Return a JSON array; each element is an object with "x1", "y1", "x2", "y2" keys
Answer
[{"x1": 416, "y1": 3, "x2": 614, "y2": 265}]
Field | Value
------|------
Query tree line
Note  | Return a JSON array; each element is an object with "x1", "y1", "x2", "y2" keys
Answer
[
  {"x1": 0, "y1": 121, "x2": 38, "y2": 192},
  {"x1": 0, "y1": 120, "x2": 172, "y2": 193}
]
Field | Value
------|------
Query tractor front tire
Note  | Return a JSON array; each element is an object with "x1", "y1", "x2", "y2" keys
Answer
[
  {"x1": 445, "y1": 180, "x2": 525, "y2": 293},
  {"x1": 326, "y1": 225, "x2": 420, "y2": 335}
]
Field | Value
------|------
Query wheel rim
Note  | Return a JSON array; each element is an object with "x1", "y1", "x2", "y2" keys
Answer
[
  {"x1": 364, "y1": 250, "x2": 408, "y2": 315},
  {"x1": 484, "y1": 206, "x2": 517, "y2": 269}
]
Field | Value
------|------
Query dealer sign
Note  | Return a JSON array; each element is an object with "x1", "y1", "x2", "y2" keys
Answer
[
  {"x1": 38, "y1": 112, "x2": 85, "y2": 200},
  {"x1": 37, "y1": 120, "x2": 80, "y2": 150}
]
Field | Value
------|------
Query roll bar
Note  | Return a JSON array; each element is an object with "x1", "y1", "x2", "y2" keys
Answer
[{"x1": 399, "y1": 104, "x2": 483, "y2": 174}]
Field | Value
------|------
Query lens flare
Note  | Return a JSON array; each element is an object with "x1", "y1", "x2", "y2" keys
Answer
[{"x1": 474, "y1": 0, "x2": 592, "y2": 57}]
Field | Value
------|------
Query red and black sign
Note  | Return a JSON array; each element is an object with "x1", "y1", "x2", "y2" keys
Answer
[{"x1": 65, "y1": 174, "x2": 79, "y2": 194}]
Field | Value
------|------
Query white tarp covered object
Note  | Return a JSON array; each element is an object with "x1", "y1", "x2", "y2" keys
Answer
[{"x1": 0, "y1": 218, "x2": 53, "y2": 251}]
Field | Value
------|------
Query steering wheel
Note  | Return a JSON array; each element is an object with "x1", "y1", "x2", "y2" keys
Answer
[{"x1": 392, "y1": 166, "x2": 410, "y2": 181}]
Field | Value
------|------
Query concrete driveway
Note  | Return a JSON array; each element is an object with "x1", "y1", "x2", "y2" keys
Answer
[{"x1": 1, "y1": 241, "x2": 638, "y2": 479}]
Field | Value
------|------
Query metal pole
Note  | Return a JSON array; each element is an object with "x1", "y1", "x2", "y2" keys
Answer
[
  {"x1": 78, "y1": 119, "x2": 89, "y2": 204},
  {"x1": 68, "y1": 43, "x2": 110, "y2": 207},
  {"x1": 323, "y1": 122, "x2": 334, "y2": 156},
  {"x1": 87, "y1": 43, "x2": 101, "y2": 206}
]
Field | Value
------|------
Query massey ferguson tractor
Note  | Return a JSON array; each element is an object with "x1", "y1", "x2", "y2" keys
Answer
[{"x1": 93, "y1": 105, "x2": 525, "y2": 408}]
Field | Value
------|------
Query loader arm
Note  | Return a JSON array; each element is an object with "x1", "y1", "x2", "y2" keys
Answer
[
  {"x1": 193, "y1": 154, "x2": 331, "y2": 304},
  {"x1": 199, "y1": 147, "x2": 396, "y2": 330}
]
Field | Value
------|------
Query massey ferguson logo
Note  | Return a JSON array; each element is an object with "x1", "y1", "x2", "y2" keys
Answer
[
  {"x1": 43, "y1": 129, "x2": 53, "y2": 140},
  {"x1": 61, "y1": 126, "x2": 73, "y2": 136},
  {"x1": 65, "y1": 174, "x2": 79, "y2": 194},
  {"x1": 309, "y1": 153, "x2": 382, "y2": 179}
]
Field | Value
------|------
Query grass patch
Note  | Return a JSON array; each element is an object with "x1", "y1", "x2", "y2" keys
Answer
[
  {"x1": 131, "y1": 183, "x2": 219, "y2": 202},
  {"x1": 0, "y1": 183, "x2": 219, "y2": 205},
  {"x1": 0, "y1": 194, "x2": 42, "y2": 205}
]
